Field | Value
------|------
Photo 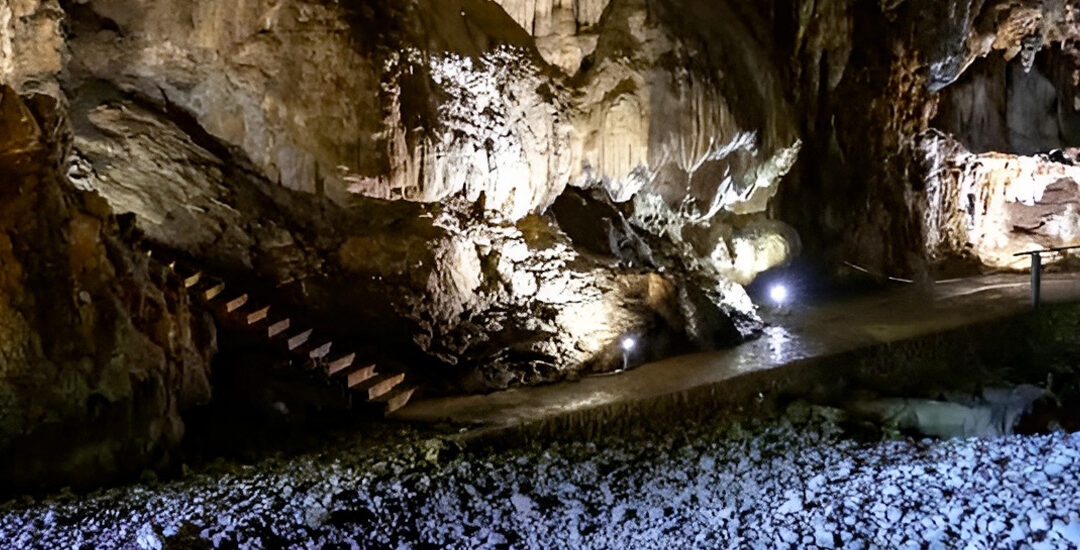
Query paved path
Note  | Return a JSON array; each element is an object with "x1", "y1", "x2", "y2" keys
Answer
[{"x1": 394, "y1": 274, "x2": 1080, "y2": 429}]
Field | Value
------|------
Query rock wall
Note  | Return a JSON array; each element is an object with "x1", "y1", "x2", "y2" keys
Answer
[
  {"x1": 3, "y1": 0, "x2": 1080, "y2": 483},
  {"x1": 777, "y1": 0, "x2": 1080, "y2": 278},
  {"x1": 935, "y1": 48, "x2": 1080, "y2": 156},
  {"x1": 51, "y1": 0, "x2": 815, "y2": 395},
  {"x1": 492, "y1": 0, "x2": 609, "y2": 72},
  {"x1": 66, "y1": 0, "x2": 801, "y2": 221},
  {"x1": 65, "y1": 0, "x2": 386, "y2": 201},
  {"x1": 0, "y1": 0, "x2": 64, "y2": 94},
  {"x1": 1, "y1": 1, "x2": 215, "y2": 492},
  {"x1": 919, "y1": 131, "x2": 1080, "y2": 269},
  {"x1": 0, "y1": 80, "x2": 214, "y2": 492},
  {"x1": 925, "y1": 37, "x2": 1080, "y2": 271},
  {"x1": 915, "y1": 4, "x2": 1080, "y2": 269}
]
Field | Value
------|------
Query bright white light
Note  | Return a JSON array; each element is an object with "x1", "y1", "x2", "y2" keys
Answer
[
  {"x1": 769, "y1": 284, "x2": 789, "y2": 305},
  {"x1": 621, "y1": 337, "x2": 636, "y2": 352}
]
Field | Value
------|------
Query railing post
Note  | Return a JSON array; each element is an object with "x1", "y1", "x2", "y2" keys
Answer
[
  {"x1": 1031, "y1": 252, "x2": 1042, "y2": 308},
  {"x1": 1015, "y1": 245, "x2": 1080, "y2": 307}
]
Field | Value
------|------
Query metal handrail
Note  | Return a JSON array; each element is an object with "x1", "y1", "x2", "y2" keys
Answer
[
  {"x1": 1013, "y1": 245, "x2": 1080, "y2": 307},
  {"x1": 1014, "y1": 245, "x2": 1080, "y2": 257}
]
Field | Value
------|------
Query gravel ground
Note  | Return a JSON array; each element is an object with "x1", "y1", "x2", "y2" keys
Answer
[{"x1": 1, "y1": 413, "x2": 1079, "y2": 550}]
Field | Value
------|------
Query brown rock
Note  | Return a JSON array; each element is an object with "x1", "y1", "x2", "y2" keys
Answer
[
  {"x1": 0, "y1": 85, "x2": 42, "y2": 174},
  {"x1": 0, "y1": 84, "x2": 214, "y2": 493}
]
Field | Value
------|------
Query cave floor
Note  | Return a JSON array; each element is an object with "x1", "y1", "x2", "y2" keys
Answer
[{"x1": 395, "y1": 273, "x2": 1080, "y2": 432}]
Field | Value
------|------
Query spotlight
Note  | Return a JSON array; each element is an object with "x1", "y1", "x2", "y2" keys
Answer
[
  {"x1": 769, "y1": 284, "x2": 789, "y2": 305},
  {"x1": 621, "y1": 337, "x2": 636, "y2": 352}
]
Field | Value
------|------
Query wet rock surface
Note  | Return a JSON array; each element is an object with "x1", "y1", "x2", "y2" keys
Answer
[{"x1": 1, "y1": 414, "x2": 1078, "y2": 549}]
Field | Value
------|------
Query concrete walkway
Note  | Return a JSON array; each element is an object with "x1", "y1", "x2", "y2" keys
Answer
[{"x1": 394, "y1": 274, "x2": 1080, "y2": 431}]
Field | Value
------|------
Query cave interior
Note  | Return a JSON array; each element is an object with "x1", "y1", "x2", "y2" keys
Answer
[{"x1": 2, "y1": 0, "x2": 1080, "y2": 546}]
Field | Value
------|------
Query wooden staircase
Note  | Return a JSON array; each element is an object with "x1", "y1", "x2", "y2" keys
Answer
[{"x1": 164, "y1": 257, "x2": 417, "y2": 415}]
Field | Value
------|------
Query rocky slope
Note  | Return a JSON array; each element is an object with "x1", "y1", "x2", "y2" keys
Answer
[{"x1": 2, "y1": 414, "x2": 1078, "y2": 549}]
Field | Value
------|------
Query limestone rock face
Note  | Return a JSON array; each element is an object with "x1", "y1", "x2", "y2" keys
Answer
[
  {"x1": 70, "y1": 96, "x2": 748, "y2": 394},
  {"x1": 912, "y1": 2, "x2": 1080, "y2": 271},
  {"x1": 491, "y1": 0, "x2": 609, "y2": 72},
  {"x1": 779, "y1": 0, "x2": 1080, "y2": 278},
  {"x1": 919, "y1": 131, "x2": 1080, "y2": 269},
  {"x1": 0, "y1": 0, "x2": 64, "y2": 93},
  {"x1": 48, "y1": 0, "x2": 813, "y2": 394},
  {"x1": 571, "y1": 0, "x2": 801, "y2": 213},
  {"x1": 0, "y1": 85, "x2": 214, "y2": 492},
  {"x1": 63, "y1": 0, "x2": 573, "y2": 218},
  {"x1": 65, "y1": 0, "x2": 801, "y2": 225},
  {"x1": 65, "y1": 0, "x2": 385, "y2": 201},
  {"x1": 362, "y1": 46, "x2": 575, "y2": 220},
  {"x1": 4, "y1": 0, "x2": 1077, "y2": 438}
]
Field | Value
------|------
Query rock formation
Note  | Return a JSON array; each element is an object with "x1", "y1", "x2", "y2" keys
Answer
[
  {"x1": 2, "y1": 0, "x2": 1080, "y2": 489},
  {"x1": 492, "y1": 0, "x2": 608, "y2": 73},
  {"x1": 919, "y1": 131, "x2": 1080, "y2": 268},
  {"x1": 781, "y1": 0, "x2": 1080, "y2": 277},
  {"x1": 0, "y1": 81, "x2": 213, "y2": 491},
  {"x1": 54, "y1": 0, "x2": 808, "y2": 395}
]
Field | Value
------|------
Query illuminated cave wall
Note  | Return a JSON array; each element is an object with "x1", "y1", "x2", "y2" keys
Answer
[
  {"x1": 4, "y1": 0, "x2": 1080, "y2": 399},
  {"x1": 4, "y1": 0, "x2": 1080, "y2": 489},
  {"x1": 490, "y1": 0, "x2": 609, "y2": 73},
  {"x1": 776, "y1": 0, "x2": 1080, "y2": 277},
  {"x1": 44, "y1": 0, "x2": 810, "y2": 394},
  {"x1": 923, "y1": 32, "x2": 1080, "y2": 268},
  {"x1": 934, "y1": 50, "x2": 1080, "y2": 156}
]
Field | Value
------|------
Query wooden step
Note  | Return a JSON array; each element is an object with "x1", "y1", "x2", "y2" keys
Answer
[
  {"x1": 183, "y1": 271, "x2": 203, "y2": 288},
  {"x1": 353, "y1": 372, "x2": 404, "y2": 400},
  {"x1": 376, "y1": 385, "x2": 417, "y2": 415},
  {"x1": 286, "y1": 329, "x2": 313, "y2": 351},
  {"x1": 289, "y1": 340, "x2": 332, "y2": 369},
  {"x1": 225, "y1": 294, "x2": 249, "y2": 313},
  {"x1": 246, "y1": 306, "x2": 270, "y2": 325},
  {"x1": 164, "y1": 268, "x2": 424, "y2": 403},
  {"x1": 267, "y1": 318, "x2": 291, "y2": 338},
  {"x1": 345, "y1": 363, "x2": 378, "y2": 389},
  {"x1": 204, "y1": 282, "x2": 226, "y2": 301},
  {"x1": 327, "y1": 353, "x2": 356, "y2": 376},
  {"x1": 306, "y1": 341, "x2": 333, "y2": 360}
]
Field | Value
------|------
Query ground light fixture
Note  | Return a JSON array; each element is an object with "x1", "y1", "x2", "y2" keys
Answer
[
  {"x1": 621, "y1": 337, "x2": 636, "y2": 352},
  {"x1": 769, "y1": 283, "x2": 789, "y2": 306}
]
